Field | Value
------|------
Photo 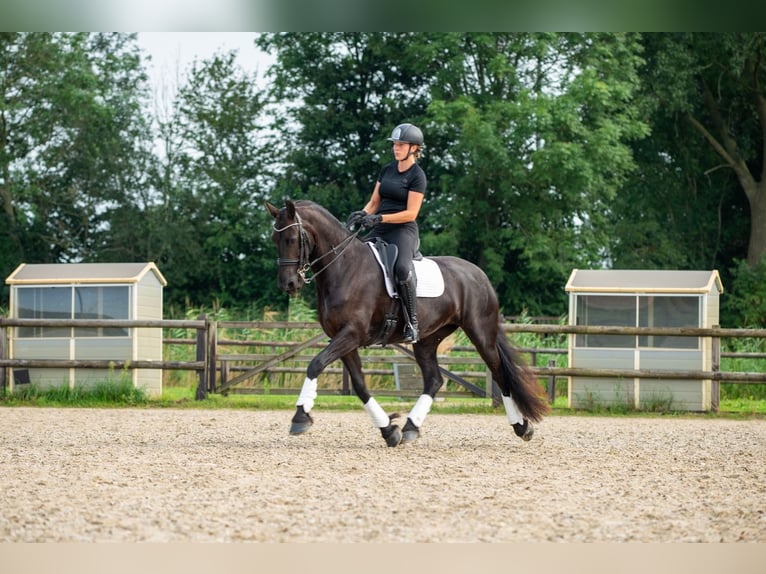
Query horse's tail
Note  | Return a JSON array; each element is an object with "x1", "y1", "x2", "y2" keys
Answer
[{"x1": 496, "y1": 333, "x2": 550, "y2": 423}]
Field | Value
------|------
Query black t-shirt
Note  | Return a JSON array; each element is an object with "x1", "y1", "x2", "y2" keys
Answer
[{"x1": 376, "y1": 161, "x2": 427, "y2": 215}]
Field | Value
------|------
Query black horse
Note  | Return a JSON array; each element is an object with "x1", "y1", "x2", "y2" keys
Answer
[{"x1": 267, "y1": 199, "x2": 549, "y2": 447}]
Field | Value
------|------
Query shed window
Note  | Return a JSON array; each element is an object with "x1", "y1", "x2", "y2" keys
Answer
[
  {"x1": 575, "y1": 294, "x2": 701, "y2": 350},
  {"x1": 74, "y1": 286, "x2": 130, "y2": 336},
  {"x1": 16, "y1": 286, "x2": 130, "y2": 338},
  {"x1": 575, "y1": 295, "x2": 635, "y2": 348},
  {"x1": 638, "y1": 295, "x2": 699, "y2": 349},
  {"x1": 17, "y1": 287, "x2": 71, "y2": 337}
]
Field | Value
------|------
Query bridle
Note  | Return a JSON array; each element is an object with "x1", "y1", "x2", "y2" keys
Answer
[{"x1": 272, "y1": 211, "x2": 361, "y2": 285}]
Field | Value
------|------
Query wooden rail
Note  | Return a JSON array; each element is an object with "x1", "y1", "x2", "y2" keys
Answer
[{"x1": 2, "y1": 318, "x2": 766, "y2": 403}]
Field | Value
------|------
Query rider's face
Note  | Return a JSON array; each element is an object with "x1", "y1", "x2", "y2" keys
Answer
[{"x1": 392, "y1": 141, "x2": 412, "y2": 160}]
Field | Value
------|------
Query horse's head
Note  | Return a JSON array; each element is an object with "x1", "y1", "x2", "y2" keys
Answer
[
  {"x1": 267, "y1": 199, "x2": 359, "y2": 294},
  {"x1": 266, "y1": 200, "x2": 314, "y2": 294}
]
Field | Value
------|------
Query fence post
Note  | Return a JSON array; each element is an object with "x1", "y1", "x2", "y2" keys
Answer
[
  {"x1": 207, "y1": 320, "x2": 217, "y2": 393},
  {"x1": 491, "y1": 379, "x2": 502, "y2": 408},
  {"x1": 195, "y1": 313, "x2": 208, "y2": 400},
  {"x1": 220, "y1": 360, "x2": 229, "y2": 389},
  {"x1": 547, "y1": 359, "x2": 557, "y2": 404},
  {"x1": 0, "y1": 318, "x2": 6, "y2": 394},
  {"x1": 342, "y1": 366, "x2": 350, "y2": 395},
  {"x1": 711, "y1": 325, "x2": 720, "y2": 413}
]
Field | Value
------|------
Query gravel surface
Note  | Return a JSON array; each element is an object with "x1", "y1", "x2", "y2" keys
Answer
[{"x1": 1, "y1": 407, "x2": 764, "y2": 542}]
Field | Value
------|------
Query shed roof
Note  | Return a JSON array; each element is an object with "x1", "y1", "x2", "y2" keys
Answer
[
  {"x1": 5, "y1": 262, "x2": 167, "y2": 286},
  {"x1": 565, "y1": 269, "x2": 723, "y2": 294}
]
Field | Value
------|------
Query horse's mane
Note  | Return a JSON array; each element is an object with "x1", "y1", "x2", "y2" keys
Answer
[{"x1": 293, "y1": 200, "x2": 349, "y2": 236}]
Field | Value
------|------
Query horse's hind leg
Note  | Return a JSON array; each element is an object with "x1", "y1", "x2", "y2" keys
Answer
[
  {"x1": 341, "y1": 351, "x2": 402, "y2": 447},
  {"x1": 401, "y1": 327, "x2": 455, "y2": 444},
  {"x1": 503, "y1": 394, "x2": 534, "y2": 441},
  {"x1": 460, "y1": 318, "x2": 546, "y2": 442}
]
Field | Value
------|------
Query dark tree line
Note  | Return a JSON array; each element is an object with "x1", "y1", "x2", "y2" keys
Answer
[{"x1": 2, "y1": 33, "x2": 764, "y2": 326}]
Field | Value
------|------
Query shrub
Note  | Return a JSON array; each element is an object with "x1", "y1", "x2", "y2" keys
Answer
[{"x1": 722, "y1": 257, "x2": 766, "y2": 328}]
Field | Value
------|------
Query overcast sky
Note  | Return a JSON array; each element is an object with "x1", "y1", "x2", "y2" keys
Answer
[{"x1": 137, "y1": 32, "x2": 275, "y2": 93}]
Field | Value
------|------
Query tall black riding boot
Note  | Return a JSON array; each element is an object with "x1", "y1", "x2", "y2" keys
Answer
[{"x1": 397, "y1": 270, "x2": 419, "y2": 343}]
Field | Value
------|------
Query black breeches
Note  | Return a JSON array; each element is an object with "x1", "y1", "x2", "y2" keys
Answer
[{"x1": 366, "y1": 223, "x2": 419, "y2": 281}]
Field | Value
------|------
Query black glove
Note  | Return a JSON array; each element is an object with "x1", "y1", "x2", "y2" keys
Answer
[
  {"x1": 360, "y1": 214, "x2": 382, "y2": 229},
  {"x1": 346, "y1": 210, "x2": 367, "y2": 230}
]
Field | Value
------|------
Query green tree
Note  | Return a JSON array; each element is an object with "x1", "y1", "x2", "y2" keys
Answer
[
  {"x1": 256, "y1": 32, "x2": 435, "y2": 217},
  {"x1": 257, "y1": 33, "x2": 648, "y2": 316},
  {"x1": 424, "y1": 33, "x2": 648, "y2": 315},
  {"x1": 610, "y1": 33, "x2": 764, "y2": 326},
  {"x1": 608, "y1": 102, "x2": 747, "y2": 272},
  {"x1": 0, "y1": 33, "x2": 151, "y2": 295},
  {"x1": 622, "y1": 34, "x2": 764, "y2": 269},
  {"x1": 149, "y1": 51, "x2": 276, "y2": 309}
]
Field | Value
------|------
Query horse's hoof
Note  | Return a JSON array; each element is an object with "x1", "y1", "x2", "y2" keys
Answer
[
  {"x1": 381, "y1": 424, "x2": 402, "y2": 447},
  {"x1": 513, "y1": 420, "x2": 534, "y2": 441},
  {"x1": 289, "y1": 420, "x2": 313, "y2": 435},
  {"x1": 289, "y1": 407, "x2": 314, "y2": 436},
  {"x1": 400, "y1": 418, "x2": 421, "y2": 444}
]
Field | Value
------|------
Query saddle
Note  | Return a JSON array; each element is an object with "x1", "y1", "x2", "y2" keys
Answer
[
  {"x1": 365, "y1": 238, "x2": 443, "y2": 345},
  {"x1": 366, "y1": 238, "x2": 443, "y2": 298}
]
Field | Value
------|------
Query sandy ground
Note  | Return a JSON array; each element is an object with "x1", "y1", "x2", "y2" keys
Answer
[{"x1": 0, "y1": 406, "x2": 764, "y2": 543}]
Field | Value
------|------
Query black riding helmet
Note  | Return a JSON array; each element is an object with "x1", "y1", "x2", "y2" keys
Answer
[{"x1": 387, "y1": 123, "x2": 424, "y2": 146}]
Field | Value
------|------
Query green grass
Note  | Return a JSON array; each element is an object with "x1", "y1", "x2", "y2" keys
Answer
[
  {"x1": 2, "y1": 380, "x2": 149, "y2": 407},
  {"x1": 4, "y1": 380, "x2": 762, "y2": 419}
]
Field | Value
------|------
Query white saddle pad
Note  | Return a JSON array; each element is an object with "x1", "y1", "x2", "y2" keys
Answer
[{"x1": 368, "y1": 243, "x2": 445, "y2": 298}]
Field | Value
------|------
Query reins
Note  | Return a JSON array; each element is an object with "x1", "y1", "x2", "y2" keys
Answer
[{"x1": 273, "y1": 212, "x2": 362, "y2": 285}]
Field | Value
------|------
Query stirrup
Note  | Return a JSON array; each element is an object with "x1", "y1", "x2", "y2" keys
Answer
[{"x1": 403, "y1": 323, "x2": 419, "y2": 343}]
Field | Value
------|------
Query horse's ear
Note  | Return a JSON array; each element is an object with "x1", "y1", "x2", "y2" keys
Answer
[
  {"x1": 286, "y1": 200, "x2": 296, "y2": 219},
  {"x1": 265, "y1": 201, "x2": 280, "y2": 219}
]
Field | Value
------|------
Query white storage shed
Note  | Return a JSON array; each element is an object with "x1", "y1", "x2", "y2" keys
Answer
[
  {"x1": 6, "y1": 262, "x2": 166, "y2": 397},
  {"x1": 566, "y1": 269, "x2": 723, "y2": 411}
]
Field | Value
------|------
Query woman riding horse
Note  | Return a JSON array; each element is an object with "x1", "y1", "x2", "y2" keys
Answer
[
  {"x1": 267, "y1": 199, "x2": 549, "y2": 448},
  {"x1": 347, "y1": 123, "x2": 426, "y2": 343}
]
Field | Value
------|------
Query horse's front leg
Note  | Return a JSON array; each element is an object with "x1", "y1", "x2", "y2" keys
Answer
[
  {"x1": 400, "y1": 334, "x2": 450, "y2": 445},
  {"x1": 341, "y1": 351, "x2": 402, "y2": 447},
  {"x1": 289, "y1": 329, "x2": 366, "y2": 436}
]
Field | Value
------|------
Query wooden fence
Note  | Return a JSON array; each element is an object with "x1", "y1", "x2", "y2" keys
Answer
[{"x1": 2, "y1": 317, "x2": 766, "y2": 407}]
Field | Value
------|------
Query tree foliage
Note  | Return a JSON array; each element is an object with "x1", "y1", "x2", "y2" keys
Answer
[
  {"x1": 145, "y1": 51, "x2": 276, "y2": 309},
  {"x1": 1, "y1": 33, "x2": 150, "y2": 291},
  {"x1": 255, "y1": 32, "x2": 436, "y2": 216},
  {"x1": 258, "y1": 33, "x2": 648, "y2": 314},
  {"x1": 422, "y1": 33, "x2": 648, "y2": 314},
  {"x1": 610, "y1": 33, "x2": 765, "y2": 325},
  {"x1": 1, "y1": 32, "x2": 763, "y2": 326}
]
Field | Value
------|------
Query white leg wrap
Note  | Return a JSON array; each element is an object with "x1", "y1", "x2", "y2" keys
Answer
[
  {"x1": 408, "y1": 394, "x2": 434, "y2": 427},
  {"x1": 363, "y1": 397, "x2": 390, "y2": 428},
  {"x1": 296, "y1": 377, "x2": 318, "y2": 413},
  {"x1": 502, "y1": 394, "x2": 524, "y2": 425}
]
